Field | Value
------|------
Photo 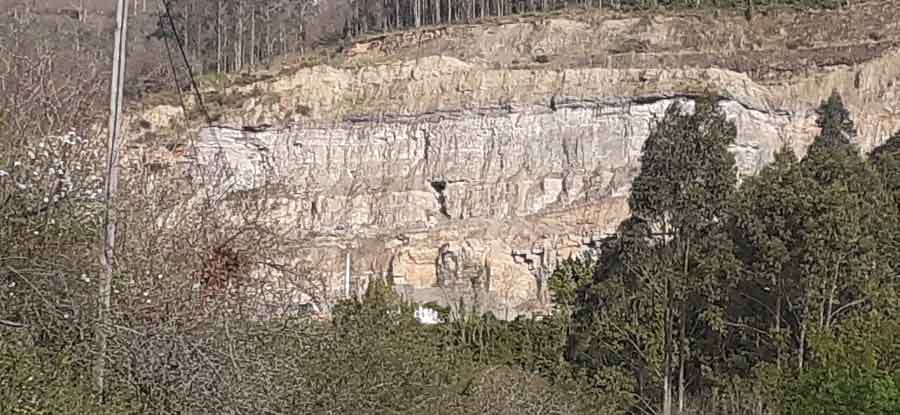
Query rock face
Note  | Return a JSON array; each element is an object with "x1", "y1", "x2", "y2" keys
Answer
[
  {"x1": 197, "y1": 95, "x2": 793, "y2": 232},
  {"x1": 141, "y1": 2, "x2": 900, "y2": 317}
]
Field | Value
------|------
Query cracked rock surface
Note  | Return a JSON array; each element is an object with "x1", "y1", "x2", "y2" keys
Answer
[{"x1": 135, "y1": 1, "x2": 900, "y2": 317}]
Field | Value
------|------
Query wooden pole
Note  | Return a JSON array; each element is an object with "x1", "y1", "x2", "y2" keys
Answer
[{"x1": 95, "y1": 0, "x2": 128, "y2": 398}]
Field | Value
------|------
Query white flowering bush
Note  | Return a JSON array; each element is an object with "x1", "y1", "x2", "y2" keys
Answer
[
  {"x1": 0, "y1": 130, "x2": 105, "y2": 349},
  {"x1": 1, "y1": 131, "x2": 103, "y2": 212},
  {"x1": 0, "y1": 131, "x2": 104, "y2": 256}
]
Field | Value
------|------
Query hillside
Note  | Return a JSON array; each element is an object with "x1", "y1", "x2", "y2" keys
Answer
[
  {"x1": 126, "y1": 0, "x2": 900, "y2": 317},
  {"x1": 7, "y1": 1, "x2": 900, "y2": 414}
]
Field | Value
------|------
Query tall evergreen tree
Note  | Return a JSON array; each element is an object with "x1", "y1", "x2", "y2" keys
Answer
[
  {"x1": 630, "y1": 99, "x2": 737, "y2": 241},
  {"x1": 868, "y1": 129, "x2": 900, "y2": 278},
  {"x1": 869, "y1": 129, "x2": 900, "y2": 208},
  {"x1": 569, "y1": 216, "x2": 666, "y2": 412},
  {"x1": 731, "y1": 146, "x2": 811, "y2": 372},
  {"x1": 809, "y1": 91, "x2": 856, "y2": 154},
  {"x1": 802, "y1": 90, "x2": 859, "y2": 186},
  {"x1": 632, "y1": 98, "x2": 740, "y2": 415},
  {"x1": 798, "y1": 93, "x2": 896, "y2": 329},
  {"x1": 573, "y1": 98, "x2": 740, "y2": 415}
]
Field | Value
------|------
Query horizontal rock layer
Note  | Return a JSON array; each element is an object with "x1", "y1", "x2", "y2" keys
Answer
[
  {"x1": 135, "y1": 3, "x2": 900, "y2": 317},
  {"x1": 198, "y1": 95, "x2": 794, "y2": 235}
]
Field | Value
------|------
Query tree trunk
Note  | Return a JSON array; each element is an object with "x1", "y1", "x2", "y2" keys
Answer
[
  {"x1": 223, "y1": 12, "x2": 230, "y2": 72},
  {"x1": 353, "y1": 0, "x2": 359, "y2": 35},
  {"x1": 381, "y1": 0, "x2": 388, "y2": 31},
  {"x1": 663, "y1": 275, "x2": 673, "y2": 415},
  {"x1": 280, "y1": 21, "x2": 286, "y2": 55},
  {"x1": 415, "y1": 0, "x2": 421, "y2": 27},
  {"x1": 825, "y1": 262, "x2": 840, "y2": 329},
  {"x1": 294, "y1": 24, "x2": 303, "y2": 53},
  {"x1": 216, "y1": 0, "x2": 223, "y2": 73},
  {"x1": 678, "y1": 311, "x2": 686, "y2": 415},
  {"x1": 434, "y1": 0, "x2": 440, "y2": 24},
  {"x1": 264, "y1": 6, "x2": 271, "y2": 65},
  {"x1": 184, "y1": 2, "x2": 191, "y2": 62},
  {"x1": 798, "y1": 319, "x2": 806, "y2": 373},
  {"x1": 250, "y1": 5, "x2": 256, "y2": 68},
  {"x1": 361, "y1": 0, "x2": 368, "y2": 33},
  {"x1": 236, "y1": 1, "x2": 244, "y2": 73},
  {"x1": 677, "y1": 240, "x2": 689, "y2": 415},
  {"x1": 775, "y1": 279, "x2": 782, "y2": 370}
]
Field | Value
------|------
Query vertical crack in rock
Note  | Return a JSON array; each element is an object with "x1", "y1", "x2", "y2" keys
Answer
[
  {"x1": 422, "y1": 128, "x2": 431, "y2": 163},
  {"x1": 624, "y1": 102, "x2": 634, "y2": 165},
  {"x1": 481, "y1": 126, "x2": 497, "y2": 180}
]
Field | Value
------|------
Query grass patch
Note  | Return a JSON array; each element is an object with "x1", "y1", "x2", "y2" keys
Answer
[{"x1": 0, "y1": 335, "x2": 138, "y2": 415}]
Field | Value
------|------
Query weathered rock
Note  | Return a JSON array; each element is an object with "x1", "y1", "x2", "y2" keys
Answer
[
  {"x1": 196, "y1": 92, "x2": 802, "y2": 234},
  {"x1": 137, "y1": 3, "x2": 900, "y2": 318}
]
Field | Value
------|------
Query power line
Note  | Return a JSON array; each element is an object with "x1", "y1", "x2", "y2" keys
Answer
[
  {"x1": 158, "y1": 0, "x2": 224, "y2": 166},
  {"x1": 162, "y1": 35, "x2": 188, "y2": 120},
  {"x1": 161, "y1": 34, "x2": 204, "y2": 154},
  {"x1": 160, "y1": 0, "x2": 212, "y2": 125}
]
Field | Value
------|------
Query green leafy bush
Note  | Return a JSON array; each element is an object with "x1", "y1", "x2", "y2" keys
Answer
[
  {"x1": 779, "y1": 316, "x2": 900, "y2": 415},
  {"x1": 548, "y1": 253, "x2": 596, "y2": 310}
]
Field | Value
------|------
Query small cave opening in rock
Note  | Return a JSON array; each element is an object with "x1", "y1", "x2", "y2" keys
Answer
[{"x1": 430, "y1": 180, "x2": 451, "y2": 219}]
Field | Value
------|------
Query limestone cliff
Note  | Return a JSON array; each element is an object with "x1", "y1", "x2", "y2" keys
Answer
[{"x1": 132, "y1": 1, "x2": 900, "y2": 317}]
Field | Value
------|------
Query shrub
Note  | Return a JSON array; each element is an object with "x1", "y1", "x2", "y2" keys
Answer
[
  {"x1": 779, "y1": 316, "x2": 900, "y2": 415},
  {"x1": 0, "y1": 335, "x2": 136, "y2": 415}
]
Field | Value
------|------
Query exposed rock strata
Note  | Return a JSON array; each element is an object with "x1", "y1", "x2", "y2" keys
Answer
[
  {"x1": 199, "y1": 95, "x2": 791, "y2": 234},
  {"x1": 134, "y1": 3, "x2": 900, "y2": 317}
]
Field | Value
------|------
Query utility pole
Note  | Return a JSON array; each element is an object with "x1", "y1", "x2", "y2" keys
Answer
[{"x1": 94, "y1": 0, "x2": 128, "y2": 398}]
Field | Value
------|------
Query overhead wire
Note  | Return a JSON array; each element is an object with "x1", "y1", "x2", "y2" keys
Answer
[
  {"x1": 160, "y1": 0, "x2": 212, "y2": 126},
  {"x1": 161, "y1": 35, "x2": 188, "y2": 123},
  {"x1": 158, "y1": 0, "x2": 226, "y2": 189}
]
